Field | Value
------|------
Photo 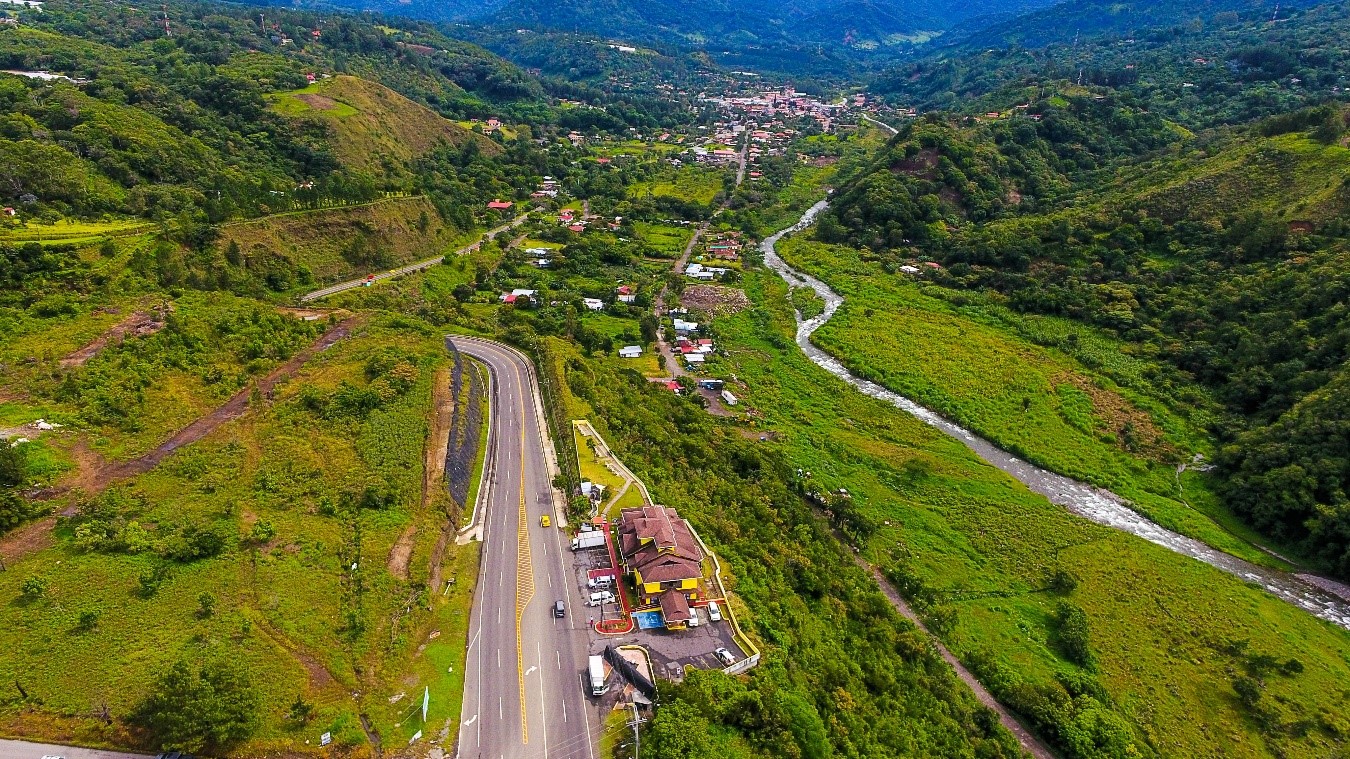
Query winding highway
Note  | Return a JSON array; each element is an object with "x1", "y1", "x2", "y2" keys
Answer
[{"x1": 450, "y1": 336, "x2": 600, "y2": 759}]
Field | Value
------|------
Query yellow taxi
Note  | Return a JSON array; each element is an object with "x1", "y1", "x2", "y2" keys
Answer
[{"x1": 540, "y1": 514, "x2": 551, "y2": 528}]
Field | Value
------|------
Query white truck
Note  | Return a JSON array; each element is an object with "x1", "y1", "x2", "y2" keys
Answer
[
  {"x1": 571, "y1": 531, "x2": 607, "y2": 551},
  {"x1": 587, "y1": 654, "x2": 608, "y2": 696}
]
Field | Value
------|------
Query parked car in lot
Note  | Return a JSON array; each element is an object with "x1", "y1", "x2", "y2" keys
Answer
[
  {"x1": 587, "y1": 575, "x2": 614, "y2": 589},
  {"x1": 587, "y1": 590, "x2": 615, "y2": 606},
  {"x1": 688, "y1": 607, "x2": 699, "y2": 627},
  {"x1": 707, "y1": 601, "x2": 722, "y2": 621},
  {"x1": 715, "y1": 647, "x2": 736, "y2": 666},
  {"x1": 554, "y1": 599, "x2": 566, "y2": 618}
]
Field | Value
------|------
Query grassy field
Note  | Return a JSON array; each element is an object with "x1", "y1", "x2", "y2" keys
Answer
[
  {"x1": 0, "y1": 218, "x2": 153, "y2": 244},
  {"x1": 773, "y1": 235, "x2": 1285, "y2": 569},
  {"x1": 634, "y1": 221, "x2": 694, "y2": 259},
  {"x1": 628, "y1": 167, "x2": 726, "y2": 206},
  {"x1": 696, "y1": 269, "x2": 1350, "y2": 759},
  {"x1": 573, "y1": 425, "x2": 645, "y2": 515},
  {"x1": 1, "y1": 290, "x2": 330, "y2": 462},
  {"x1": 593, "y1": 140, "x2": 684, "y2": 158},
  {"x1": 0, "y1": 316, "x2": 482, "y2": 754}
]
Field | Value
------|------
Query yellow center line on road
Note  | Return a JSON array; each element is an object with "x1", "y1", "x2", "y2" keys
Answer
[{"x1": 513, "y1": 361, "x2": 536, "y2": 745}]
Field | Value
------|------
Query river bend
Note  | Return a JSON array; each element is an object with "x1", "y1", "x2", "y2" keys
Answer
[{"x1": 762, "y1": 200, "x2": 1350, "y2": 630}]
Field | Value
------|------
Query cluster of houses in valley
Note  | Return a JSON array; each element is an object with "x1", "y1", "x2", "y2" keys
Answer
[
  {"x1": 502, "y1": 282, "x2": 639, "y2": 311},
  {"x1": 699, "y1": 231, "x2": 743, "y2": 263},
  {"x1": 530, "y1": 176, "x2": 561, "y2": 200},
  {"x1": 669, "y1": 314, "x2": 715, "y2": 368},
  {"x1": 683, "y1": 262, "x2": 729, "y2": 281},
  {"x1": 555, "y1": 206, "x2": 625, "y2": 234}
]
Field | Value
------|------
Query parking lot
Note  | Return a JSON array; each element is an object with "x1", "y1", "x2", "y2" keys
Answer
[
  {"x1": 601, "y1": 613, "x2": 746, "y2": 681},
  {"x1": 566, "y1": 538, "x2": 749, "y2": 682}
]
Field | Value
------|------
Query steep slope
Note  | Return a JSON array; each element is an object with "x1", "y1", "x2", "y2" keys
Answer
[
  {"x1": 268, "y1": 75, "x2": 501, "y2": 177},
  {"x1": 822, "y1": 98, "x2": 1350, "y2": 578},
  {"x1": 875, "y1": 0, "x2": 1350, "y2": 128}
]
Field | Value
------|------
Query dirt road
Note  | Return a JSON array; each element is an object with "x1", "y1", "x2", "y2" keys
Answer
[
  {"x1": 0, "y1": 317, "x2": 363, "y2": 566},
  {"x1": 860, "y1": 560, "x2": 1058, "y2": 758}
]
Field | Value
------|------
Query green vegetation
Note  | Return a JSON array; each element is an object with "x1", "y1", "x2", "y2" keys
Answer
[
  {"x1": 634, "y1": 221, "x2": 694, "y2": 259},
  {"x1": 266, "y1": 75, "x2": 500, "y2": 180},
  {"x1": 545, "y1": 338, "x2": 1023, "y2": 758},
  {"x1": 693, "y1": 269, "x2": 1350, "y2": 759},
  {"x1": 820, "y1": 92, "x2": 1350, "y2": 578},
  {"x1": 629, "y1": 166, "x2": 726, "y2": 206},
  {"x1": 0, "y1": 316, "x2": 482, "y2": 752},
  {"x1": 775, "y1": 236, "x2": 1275, "y2": 566},
  {"x1": 214, "y1": 196, "x2": 479, "y2": 290}
]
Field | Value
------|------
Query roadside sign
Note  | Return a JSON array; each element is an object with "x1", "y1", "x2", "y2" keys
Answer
[{"x1": 320, "y1": 732, "x2": 332, "y2": 746}]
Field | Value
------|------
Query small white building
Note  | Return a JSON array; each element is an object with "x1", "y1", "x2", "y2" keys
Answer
[
  {"x1": 583, "y1": 298, "x2": 605, "y2": 311},
  {"x1": 619, "y1": 345, "x2": 643, "y2": 359},
  {"x1": 672, "y1": 319, "x2": 699, "y2": 334},
  {"x1": 721, "y1": 390, "x2": 738, "y2": 406},
  {"x1": 683, "y1": 353, "x2": 705, "y2": 365}
]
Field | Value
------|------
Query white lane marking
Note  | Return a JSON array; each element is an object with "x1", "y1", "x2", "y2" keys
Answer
[
  {"x1": 526, "y1": 665, "x2": 537, "y2": 676},
  {"x1": 497, "y1": 607, "x2": 501, "y2": 625},
  {"x1": 548, "y1": 573, "x2": 553, "y2": 588},
  {"x1": 538, "y1": 640, "x2": 550, "y2": 757},
  {"x1": 556, "y1": 650, "x2": 561, "y2": 669},
  {"x1": 465, "y1": 715, "x2": 477, "y2": 726},
  {"x1": 562, "y1": 693, "x2": 568, "y2": 723},
  {"x1": 499, "y1": 696, "x2": 503, "y2": 721},
  {"x1": 499, "y1": 569, "x2": 504, "y2": 587},
  {"x1": 497, "y1": 648, "x2": 501, "y2": 668}
]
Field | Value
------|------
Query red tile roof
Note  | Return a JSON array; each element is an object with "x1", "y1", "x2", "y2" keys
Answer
[
  {"x1": 659, "y1": 590, "x2": 691, "y2": 623},
  {"x1": 619, "y1": 506, "x2": 703, "y2": 584}
]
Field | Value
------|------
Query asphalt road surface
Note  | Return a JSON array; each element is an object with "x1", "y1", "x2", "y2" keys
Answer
[
  {"x1": 0, "y1": 740, "x2": 147, "y2": 759},
  {"x1": 299, "y1": 212, "x2": 531, "y2": 303},
  {"x1": 451, "y1": 337, "x2": 599, "y2": 759}
]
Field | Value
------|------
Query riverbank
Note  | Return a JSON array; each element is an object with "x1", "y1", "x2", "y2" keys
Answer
[{"x1": 761, "y1": 200, "x2": 1350, "y2": 631}]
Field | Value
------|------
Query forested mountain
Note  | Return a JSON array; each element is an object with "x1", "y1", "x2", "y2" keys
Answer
[
  {"x1": 939, "y1": 0, "x2": 1323, "y2": 51},
  {"x1": 234, "y1": 0, "x2": 1058, "y2": 76},
  {"x1": 821, "y1": 76, "x2": 1350, "y2": 576},
  {"x1": 874, "y1": 0, "x2": 1350, "y2": 127}
]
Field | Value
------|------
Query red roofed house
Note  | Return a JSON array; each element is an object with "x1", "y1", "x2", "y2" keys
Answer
[
  {"x1": 487, "y1": 200, "x2": 514, "y2": 211},
  {"x1": 618, "y1": 506, "x2": 705, "y2": 616},
  {"x1": 568, "y1": 224, "x2": 585, "y2": 233}
]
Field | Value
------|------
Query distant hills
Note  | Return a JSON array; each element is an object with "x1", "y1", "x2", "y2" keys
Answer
[{"x1": 241, "y1": 0, "x2": 1057, "y2": 54}]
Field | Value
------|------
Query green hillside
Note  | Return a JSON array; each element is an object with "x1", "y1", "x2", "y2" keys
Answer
[
  {"x1": 268, "y1": 75, "x2": 502, "y2": 178},
  {"x1": 821, "y1": 82, "x2": 1350, "y2": 578},
  {"x1": 214, "y1": 196, "x2": 478, "y2": 288}
]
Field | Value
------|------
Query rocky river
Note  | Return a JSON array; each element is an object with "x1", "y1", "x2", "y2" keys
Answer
[{"x1": 762, "y1": 199, "x2": 1350, "y2": 630}]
